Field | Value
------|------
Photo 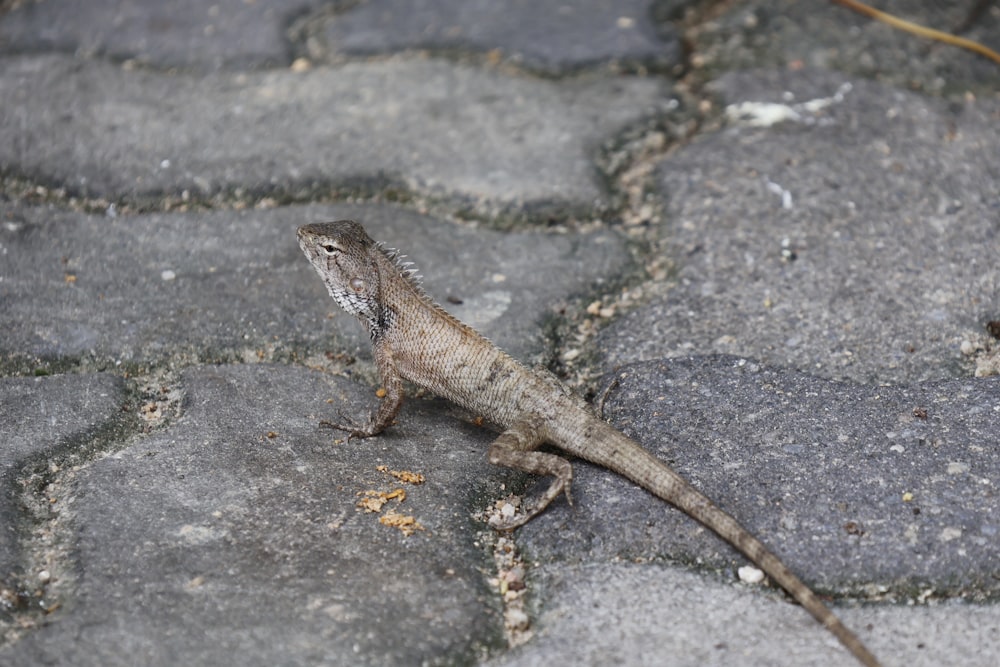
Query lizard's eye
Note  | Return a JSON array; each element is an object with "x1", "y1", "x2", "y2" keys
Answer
[{"x1": 319, "y1": 243, "x2": 338, "y2": 255}]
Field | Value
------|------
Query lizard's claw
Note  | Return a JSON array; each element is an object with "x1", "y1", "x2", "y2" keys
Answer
[
  {"x1": 489, "y1": 470, "x2": 574, "y2": 531},
  {"x1": 319, "y1": 411, "x2": 377, "y2": 439}
]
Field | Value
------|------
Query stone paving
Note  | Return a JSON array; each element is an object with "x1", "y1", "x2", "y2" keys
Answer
[{"x1": 1, "y1": 1, "x2": 999, "y2": 666}]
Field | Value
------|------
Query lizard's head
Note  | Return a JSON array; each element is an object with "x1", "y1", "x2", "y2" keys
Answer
[{"x1": 297, "y1": 220, "x2": 384, "y2": 331}]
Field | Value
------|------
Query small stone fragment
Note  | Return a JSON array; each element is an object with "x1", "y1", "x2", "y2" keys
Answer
[{"x1": 737, "y1": 565, "x2": 765, "y2": 584}]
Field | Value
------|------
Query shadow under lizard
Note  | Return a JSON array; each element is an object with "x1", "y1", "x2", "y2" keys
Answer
[{"x1": 297, "y1": 219, "x2": 881, "y2": 667}]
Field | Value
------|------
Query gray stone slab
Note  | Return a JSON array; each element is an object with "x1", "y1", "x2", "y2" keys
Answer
[
  {"x1": 600, "y1": 69, "x2": 1000, "y2": 384},
  {"x1": 516, "y1": 356, "x2": 1000, "y2": 598},
  {"x1": 0, "y1": 373, "x2": 126, "y2": 617},
  {"x1": 0, "y1": 54, "x2": 672, "y2": 217},
  {"x1": 0, "y1": 0, "x2": 325, "y2": 70},
  {"x1": 690, "y1": 0, "x2": 1000, "y2": 96},
  {"x1": 0, "y1": 364, "x2": 505, "y2": 665},
  {"x1": 315, "y1": 0, "x2": 683, "y2": 75},
  {"x1": 0, "y1": 203, "x2": 628, "y2": 370},
  {"x1": 488, "y1": 562, "x2": 999, "y2": 667}
]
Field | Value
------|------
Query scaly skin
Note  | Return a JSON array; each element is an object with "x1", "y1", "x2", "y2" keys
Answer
[{"x1": 297, "y1": 219, "x2": 881, "y2": 667}]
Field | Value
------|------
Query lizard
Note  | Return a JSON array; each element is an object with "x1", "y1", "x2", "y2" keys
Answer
[{"x1": 297, "y1": 219, "x2": 881, "y2": 667}]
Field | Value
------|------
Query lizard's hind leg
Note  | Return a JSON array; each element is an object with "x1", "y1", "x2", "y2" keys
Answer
[{"x1": 487, "y1": 415, "x2": 573, "y2": 529}]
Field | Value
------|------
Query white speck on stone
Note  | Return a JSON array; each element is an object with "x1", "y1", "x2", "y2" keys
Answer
[
  {"x1": 161, "y1": 269, "x2": 176, "y2": 281},
  {"x1": 160, "y1": 159, "x2": 171, "y2": 169},
  {"x1": 946, "y1": 461, "x2": 969, "y2": 475},
  {"x1": 738, "y1": 565, "x2": 765, "y2": 584},
  {"x1": 728, "y1": 83, "x2": 852, "y2": 128},
  {"x1": 177, "y1": 524, "x2": 221, "y2": 545},
  {"x1": 726, "y1": 102, "x2": 801, "y2": 127},
  {"x1": 889, "y1": 444, "x2": 905, "y2": 454},
  {"x1": 505, "y1": 607, "x2": 530, "y2": 630},
  {"x1": 766, "y1": 182, "x2": 793, "y2": 209},
  {"x1": 939, "y1": 526, "x2": 962, "y2": 542},
  {"x1": 37, "y1": 570, "x2": 51, "y2": 584}
]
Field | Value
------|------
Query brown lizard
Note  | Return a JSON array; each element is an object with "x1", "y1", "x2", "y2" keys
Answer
[{"x1": 297, "y1": 219, "x2": 881, "y2": 667}]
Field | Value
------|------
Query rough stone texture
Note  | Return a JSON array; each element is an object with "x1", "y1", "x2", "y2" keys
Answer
[
  {"x1": 0, "y1": 373, "x2": 125, "y2": 608},
  {"x1": 600, "y1": 68, "x2": 1000, "y2": 384},
  {"x1": 0, "y1": 203, "x2": 628, "y2": 368},
  {"x1": 0, "y1": 364, "x2": 503, "y2": 667},
  {"x1": 0, "y1": 0, "x2": 325, "y2": 70},
  {"x1": 518, "y1": 356, "x2": 1000, "y2": 598},
  {"x1": 0, "y1": 54, "x2": 672, "y2": 216},
  {"x1": 316, "y1": 0, "x2": 684, "y2": 75},
  {"x1": 487, "y1": 562, "x2": 1000, "y2": 667},
  {"x1": 690, "y1": 0, "x2": 1000, "y2": 96}
]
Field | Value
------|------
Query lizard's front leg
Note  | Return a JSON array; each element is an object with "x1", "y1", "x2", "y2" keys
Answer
[
  {"x1": 488, "y1": 415, "x2": 573, "y2": 529},
  {"x1": 321, "y1": 343, "x2": 403, "y2": 438}
]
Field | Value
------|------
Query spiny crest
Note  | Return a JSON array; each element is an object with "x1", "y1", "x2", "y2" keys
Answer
[
  {"x1": 372, "y1": 236, "x2": 492, "y2": 341},
  {"x1": 373, "y1": 239, "x2": 483, "y2": 338},
  {"x1": 376, "y1": 242, "x2": 430, "y2": 299}
]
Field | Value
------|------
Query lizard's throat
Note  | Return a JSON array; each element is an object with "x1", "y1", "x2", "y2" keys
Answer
[{"x1": 326, "y1": 285, "x2": 381, "y2": 334}]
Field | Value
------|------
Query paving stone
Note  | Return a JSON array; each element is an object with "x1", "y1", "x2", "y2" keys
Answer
[
  {"x1": 516, "y1": 356, "x2": 1000, "y2": 598},
  {"x1": 600, "y1": 68, "x2": 1000, "y2": 384},
  {"x1": 0, "y1": 54, "x2": 672, "y2": 216},
  {"x1": 0, "y1": 0, "x2": 326, "y2": 70},
  {"x1": 690, "y1": 0, "x2": 1000, "y2": 96},
  {"x1": 0, "y1": 203, "x2": 628, "y2": 370},
  {"x1": 315, "y1": 0, "x2": 684, "y2": 75},
  {"x1": 0, "y1": 373, "x2": 126, "y2": 615},
  {"x1": 0, "y1": 364, "x2": 505, "y2": 666},
  {"x1": 487, "y1": 562, "x2": 999, "y2": 667}
]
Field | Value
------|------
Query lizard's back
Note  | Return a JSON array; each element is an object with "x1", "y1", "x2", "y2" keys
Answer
[{"x1": 382, "y1": 268, "x2": 559, "y2": 428}]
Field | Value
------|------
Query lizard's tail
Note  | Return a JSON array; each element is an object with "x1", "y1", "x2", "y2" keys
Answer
[
  {"x1": 691, "y1": 491, "x2": 881, "y2": 667},
  {"x1": 570, "y1": 423, "x2": 881, "y2": 667}
]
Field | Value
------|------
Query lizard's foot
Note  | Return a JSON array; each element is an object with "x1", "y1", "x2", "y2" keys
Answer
[
  {"x1": 487, "y1": 459, "x2": 574, "y2": 531},
  {"x1": 319, "y1": 412, "x2": 378, "y2": 439}
]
